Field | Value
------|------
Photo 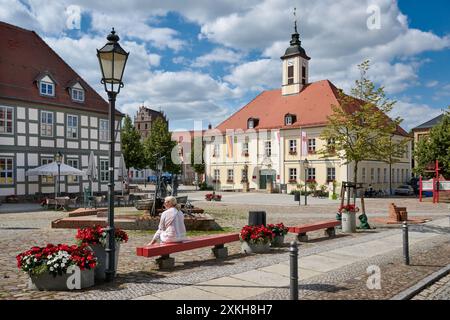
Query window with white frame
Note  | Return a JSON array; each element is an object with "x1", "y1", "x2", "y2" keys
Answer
[
  {"x1": 285, "y1": 115, "x2": 293, "y2": 125},
  {"x1": 213, "y1": 169, "x2": 220, "y2": 182},
  {"x1": 248, "y1": 119, "x2": 254, "y2": 129},
  {"x1": 213, "y1": 144, "x2": 220, "y2": 157},
  {"x1": 99, "y1": 119, "x2": 109, "y2": 141},
  {"x1": 41, "y1": 158, "x2": 54, "y2": 184},
  {"x1": 67, "y1": 115, "x2": 78, "y2": 139},
  {"x1": 307, "y1": 168, "x2": 316, "y2": 181},
  {"x1": 100, "y1": 159, "x2": 109, "y2": 182},
  {"x1": 227, "y1": 169, "x2": 234, "y2": 182},
  {"x1": 384, "y1": 168, "x2": 387, "y2": 183},
  {"x1": 40, "y1": 81, "x2": 54, "y2": 96},
  {"x1": 289, "y1": 168, "x2": 297, "y2": 181},
  {"x1": 0, "y1": 106, "x2": 13, "y2": 134},
  {"x1": 377, "y1": 168, "x2": 381, "y2": 183},
  {"x1": 397, "y1": 169, "x2": 400, "y2": 183},
  {"x1": 0, "y1": 157, "x2": 14, "y2": 185},
  {"x1": 308, "y1": 139, "x2": 316, "y2": 153},
  {"x1": 242, "y1": 142, "x2": 249, "y2": 155},
  {"x1": 67, "y1": 158, "x2": 79, "y2": 183},
  {"x1": 401, "y1": 169, "x2": 404, "y2": 183},
  {"x1": 362, "y1": 168, "x2": 366, "y2": 182},
  {"x1": 327, "y1": 167, "x2": 336, "y2": 182},
  {"x1": 71, "y1": 88, "x2": 84, "y2": 102},
  {"x1": 392, "y1": 168, "x2": 395, "y2": 183},
  {"x1": 370, "y1": 168, "x2": 375, "y2": 182},
  {"x1": 241, "y1": 169, "x2": 248, "y2": 182},
  {"x1": 265, "y1": 141, "x2": 271, "y2": 157},
  {"x1": 289, "y1": 140, "x2": 297, "y2": 154},
  {"x1": 40, "y1": 111, "x2": 53, "y2": 137},
  {"x1": 406, "y1": 169, "x2": 410, "y2": 181}
]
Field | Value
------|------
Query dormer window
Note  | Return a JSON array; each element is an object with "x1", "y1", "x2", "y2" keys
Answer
[
  {"x1": 285, "y1": 113, "x2": 296, "y2": 126},
  {"x1": 72, "y1": 88, "x2": 84, "y2": 102},
  {"x1": 36, "y1": 73, "x2": 57, "y2": 97},
  {"x1": 40, "y1": 81, "x2": 54, "y2": 96},
  {"x1": 247, "y1": 117, "x2": 259, "y2": 129}
]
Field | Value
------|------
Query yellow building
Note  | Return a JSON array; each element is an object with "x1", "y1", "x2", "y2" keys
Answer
[{"x1": 204, "y1": 23, "x2": 411, "y2": 195}]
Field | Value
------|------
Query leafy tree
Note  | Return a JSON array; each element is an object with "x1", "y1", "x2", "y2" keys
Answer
[
  {"x1": 121, "y1": 115, "x2": 145, "y2": 174},
  {"x1": 319, "y1": 60, "x2": 409, "y2": 186},
  {"x1": 414, "y1": 108, "x2": 450, "y2": 178},
  {"x1": 143, "y1": 117, "x2": 181, "y2": 174}
]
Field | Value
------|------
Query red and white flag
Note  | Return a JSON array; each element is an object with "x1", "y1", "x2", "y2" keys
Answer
[{"x1": 301, "y1": 131, "x2": 308, "y2": 156}]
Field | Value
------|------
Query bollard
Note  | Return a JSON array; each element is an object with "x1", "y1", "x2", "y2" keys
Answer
[
  {"x1": 402, "y1": 221, "x2": 410, "y2": 265},
  {"x1": 289, "y1": 241, "x2": 299, "y2": 300}
]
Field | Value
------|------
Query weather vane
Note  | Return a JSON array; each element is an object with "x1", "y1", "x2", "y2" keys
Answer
[{"x1": 293, "y1": 7, "x2": 298, "y2": 33}]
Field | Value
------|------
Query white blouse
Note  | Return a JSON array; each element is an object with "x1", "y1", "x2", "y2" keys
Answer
[{"x1": 152, "y1": 207, "x2": 187, "y2": 243}]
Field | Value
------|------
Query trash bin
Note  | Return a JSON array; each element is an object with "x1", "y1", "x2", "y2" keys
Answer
[
  {"x1": 294, "y1": 191, "x2": 300, "y2": 202},
  {"x1": 248, "y1": 211, "x2": 266, "y2": 226}
]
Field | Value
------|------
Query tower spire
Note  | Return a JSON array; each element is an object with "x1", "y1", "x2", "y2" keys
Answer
[{"x1": 293, "y1": 7, "x2": 298, "y2": 34}]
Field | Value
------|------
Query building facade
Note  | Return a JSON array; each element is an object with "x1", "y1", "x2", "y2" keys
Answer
[
  {"x1": 204, "y1": 23, "x2": 412, "y2": 194},
  {"x1": 134, "y1": 105, "x2": 168, "y2": 140},
  {"x1": 0, "y1": 22, "x2": 124, "y2": 198}
]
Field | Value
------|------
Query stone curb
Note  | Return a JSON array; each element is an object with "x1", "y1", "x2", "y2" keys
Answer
[{"x1": 390, "y1": 263, "x2": 450, "y2": 300}]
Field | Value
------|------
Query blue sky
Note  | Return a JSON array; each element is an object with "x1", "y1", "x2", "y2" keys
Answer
[{"x1": 1, "y1": 0, "x2": 449, "y2": 132}]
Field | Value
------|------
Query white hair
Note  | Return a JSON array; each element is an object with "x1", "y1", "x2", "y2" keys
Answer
[{"x1": 165, "y1": 196, "x2": 181, "y2": 211}]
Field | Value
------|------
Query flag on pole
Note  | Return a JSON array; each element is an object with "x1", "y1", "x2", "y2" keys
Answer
[
  {"x1": 301, "y1": 131, "x2": 308, "y2": 156},
  {"x1": 226, "y1": 135, "x2": 234, "y2": 158}
]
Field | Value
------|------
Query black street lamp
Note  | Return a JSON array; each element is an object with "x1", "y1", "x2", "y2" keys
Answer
[
  {"x1": 55, "y1": 151, "x2": 63, "y2": 197},
  {"x1": 97, "y1": 28, "x2": 129, "y2": 282},
  {"x1": 304, "y1": 158, "x2": 309, "y2": 206}
]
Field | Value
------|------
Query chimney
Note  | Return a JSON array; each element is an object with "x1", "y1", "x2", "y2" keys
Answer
[{"x1": 208, "y1": 123, "x2": 212, "y2": 130}]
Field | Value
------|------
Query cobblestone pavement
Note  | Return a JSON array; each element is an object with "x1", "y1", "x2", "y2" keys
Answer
[
  {"x1": 412, "y1": 272, "x2": 450, "y2": 300},
  {"x1": 0, "y1": 196, "x2": 448, "y2": 300}
]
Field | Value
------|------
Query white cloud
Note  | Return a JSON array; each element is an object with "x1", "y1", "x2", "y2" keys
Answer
[
  {"x1": 192, "y1": 48, "x2": 243, "y2": 67},
  {"x1": 390, "y1": 101, "x2": 443, "y2": 131},
  {"x1": 224, "y1": 59, "x2": 281, "y2": 91}
]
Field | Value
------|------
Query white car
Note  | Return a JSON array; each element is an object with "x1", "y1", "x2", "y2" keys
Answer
[{"x1": 394, "y1": 185, "x2": 414, "y2": 196}]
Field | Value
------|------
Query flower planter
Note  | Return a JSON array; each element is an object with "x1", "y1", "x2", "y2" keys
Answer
[
  {"x1": 241, "y1": 241, "x2": 271, "y2": 254},
  {"x1": 28, "y1": 268, "x2": 94, "y2": 291},
  {"x1": 89, "y1": 242, "x2": 121, "y2": 281},
  {"x1": 271, "y1": 235, "x2": 285, "y2": 247},
  {"x1": 342, "y1": 211, "x2": 357, "y2": 233}
]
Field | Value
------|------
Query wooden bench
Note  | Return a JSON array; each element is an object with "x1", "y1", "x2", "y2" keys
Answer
[
  {"x1": 136, "y1": 233, "x2": 240, "y2": 269},
  {"x1": 288, "y1": 220, "x2": 341, "y2": 242}
]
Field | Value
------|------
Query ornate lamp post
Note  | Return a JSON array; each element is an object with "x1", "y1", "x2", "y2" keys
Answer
[
  {"x1": 304, "y1": 158, "x2": 309, "y2": 206},
  {"x1": 97, "y1": 28, "x2": 129, "y2": 282},
  {"x1": 54, "y1": 151, "x2": 63, "y2": 197}
]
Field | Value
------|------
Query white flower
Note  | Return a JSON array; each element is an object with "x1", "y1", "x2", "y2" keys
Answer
[
  {"x1": 54, "y1": 263, "x2": 59, "y2": 268},
  {"x1": 47, "y1": 255, "x2": 52, "y2": 259},
  {"x1": 34, "y1": 258, "x2": 37, "y2": 262},
  {"x1": 50, "y1": 267, "x2": 54, "y2": 271},
  {"x1": 61, "y1": 263, "x2": 65, "y2": 268},
  {"x1": 62, "y1": 259, "x2": 67, "y2": 263}
]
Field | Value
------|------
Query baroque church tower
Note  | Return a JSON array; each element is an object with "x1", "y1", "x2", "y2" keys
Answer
[{"x1": 281, "y1": 10, "x2": 311, "y2": 96}]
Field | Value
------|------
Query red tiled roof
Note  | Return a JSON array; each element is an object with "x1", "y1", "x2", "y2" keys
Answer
[
  {"x1": 216, "y1": 80, "x2": 409, "y2": 137},
  {"x1": 0, "y1": 21, "x2": 123, "y2": 116}
]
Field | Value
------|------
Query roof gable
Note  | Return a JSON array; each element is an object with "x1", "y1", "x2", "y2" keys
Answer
[{"x1": 0, "y1": 21, "x2": 122, "y2": 116}]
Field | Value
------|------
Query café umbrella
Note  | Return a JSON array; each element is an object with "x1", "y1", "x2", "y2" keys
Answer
[
  {"x1": 85, "y1": 151, "x2": 97, "y2": 197},
  {"x1": 118, "y1": 154, "x2": 128, "y2": 196},
  {"x1": 26, "y1": 162, "x2": 85, "y2": 199}
]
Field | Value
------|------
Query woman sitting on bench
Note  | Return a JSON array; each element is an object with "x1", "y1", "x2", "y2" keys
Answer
[{"x1": 146, "y1": 196, "x2": 187, "y2": 246}]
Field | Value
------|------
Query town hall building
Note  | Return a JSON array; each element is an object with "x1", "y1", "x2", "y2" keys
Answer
[{"x1": 204, "y1": 22, "x2": 412, "y2": 194}]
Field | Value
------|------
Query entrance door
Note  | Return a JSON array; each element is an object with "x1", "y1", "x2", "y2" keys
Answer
[{"x1": 259, "y1": 170, "x2": 276, "y2": 190}]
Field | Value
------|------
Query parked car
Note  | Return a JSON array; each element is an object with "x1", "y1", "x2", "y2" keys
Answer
[{"x1": 394, "y1": 185, "x2": 414, "y2": 196}]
